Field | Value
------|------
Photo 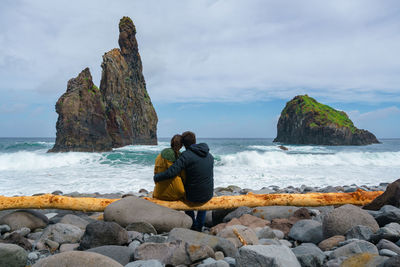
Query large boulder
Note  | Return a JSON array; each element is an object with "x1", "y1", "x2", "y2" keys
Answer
[
  {"x1": 87, "y1": 245, "x2": 133, "y2": 265},
  {"x1": 329, "y1": 240, "x2": 378, "y2": 259},
  {"x1": 134, "y1": 240, "x2": 214, "y2": 266},
  {"x1": 322, "y1": 204, "x2": 379, "y2": 238},
  {"x1": 32, "y1": 251, "x2": 123, "y2": 267},
  {"x1": 39, "y1": 223, "x2": 84, "y2": 244},
  {"x1": 104, "y1": 196, "x2": 192, "y2": 233},
  {"x1": 0, "y1": 243, "x2": 28, "y2": 267},
  {"x1": 288, "y1": 219, "x2": 323, "y2": 244},
  {"x1": 78, "y1": 221, "x2": 129, "y2": 250},
  {"x1": 167, "y1": 228, "x2": 237, "y2": 257},
  {"x1": 291, "y1": 243, "x2": 325, "y2": 267},
  {"x1": 0, "y1": 210, "x2": 48, "y2": 231},
  {"x1": 236, "y1": 245, "x2": 301, "y2": 267},
  {"x1": 364, "y1": 179, "x2": 400, "y2": 210}
]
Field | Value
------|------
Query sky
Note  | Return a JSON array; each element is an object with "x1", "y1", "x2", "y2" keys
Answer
[{"x1": 0, "y1": 0, "x2": 400, "y2": 138}]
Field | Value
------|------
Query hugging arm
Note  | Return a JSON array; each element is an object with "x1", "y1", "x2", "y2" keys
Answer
[{"x1": 153, "y1": 155, "x2": 186, "y2": 183}]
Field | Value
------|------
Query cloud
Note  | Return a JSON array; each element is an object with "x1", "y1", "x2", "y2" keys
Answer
[
  {"x1": 348, "y1": 106, "x2": 400, "y2": 121},
  {"x1": 0, "y1": 0, "x2": 400, "y2": 104},
  {"x1": 0, "y1": 103, "x2": 27, "y2": 114}
]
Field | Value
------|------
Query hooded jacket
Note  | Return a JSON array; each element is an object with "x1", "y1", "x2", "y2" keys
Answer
[
  {"x1": 154, "y1": 143, "x2": 214, "y2": 203},
  {"x1": 153, "y1": 148, "x2": 186, "y2": 200}
]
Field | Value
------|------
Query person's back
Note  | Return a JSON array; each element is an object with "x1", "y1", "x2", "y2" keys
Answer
[{"x1": 153, "y1": 147, "x2": 185, "y2": 200}]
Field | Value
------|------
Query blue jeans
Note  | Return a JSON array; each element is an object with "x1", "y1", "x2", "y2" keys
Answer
[{"x1": 185, "y1": 210, "x2": 206, "y2": 231}]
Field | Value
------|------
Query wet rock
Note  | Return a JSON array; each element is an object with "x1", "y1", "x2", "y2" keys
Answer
[
  {"x1": 291, "y1": 243, "x2": 325, "y2": 267},
  {"x1": 364, "y1": 178, "x2": 400, "y2": 210},
  {"x1": 222, "y1": 207, "x2": 252, "y2": 223},
  {"x1": 0, "y1": 210, "x2": 48, "y2": 231},
  {"x1": 0, "y1": 243, "x2": 28, "y2": 267},
  {"x1": 329, "y1": 240, "x2": 378, "y2": 259},
  {"x1": 32, "y1": 251, "x2": 123, "y2": 267},
  {"x1": 87, "y1": 245, "x2": 133, "y2": 265},
  {"x1": 104, "y1": 196, "x2": 192, "y2": 233},
  {"x1": 322, "y1": 204, "x2": 379, "y2": 238},
  {"x1": 167, "y1": 228, "x2": 236, "y2": 257},
  {"x1": 236, "y1": 244, "x2": 301, "y2": 267},
  {"x1": 59, "y1": 214, "x2": 90, "y2": 230},
  {"x1": 78, "y1": 221, "x2": 129, "y2": 250},
  {"x1": 288, "y1": 219, "x2": 323, "y2": 244},
  {"x1": 345, "y1": 225, "x2": 374, "y2": 241},
  {"x1": 126, "y1": 222, "x2": 157, "y2": 235},
  {"x1": 39, "y1": 223, "x2": 83, "y2": 244},
  {"x1": 134, "y1": 240, "x2": 214, "y2": 266}
]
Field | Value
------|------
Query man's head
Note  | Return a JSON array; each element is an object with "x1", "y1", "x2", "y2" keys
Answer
[{"x1": 182, "y1": 131, "x2": 196, "y2": 149}]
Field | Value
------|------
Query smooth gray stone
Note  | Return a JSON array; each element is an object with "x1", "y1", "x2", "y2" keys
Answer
[
  {"x1": 289, "y1": 219, "x2": 323, "y2": 244},
  {"x1": 322, "y1": 204, "x2": 379, "y2": 239},
  {"x1": 380, "y1": 249, "x2": 398, "y2": 257},
  {"x1": 167, "y1": 228, "x2": 236, "y2": 257},
  {"x1": 223, "y1": 207, "x2": 252, "y2": 223},
  {"x1": 256, "y1": 226, "x2": 276, "y2": 239},
  {"x1": 32, "y1": 251, "x2": 123, "y2": 267},
  {"x1": 198, "y1": 258, "x2": 230, "y2": 267},
  {"x1": 345, "y1": 225, "x2": 374, "y2": 241},
  {"x1": 251, "y1": 206, "x2": 299, "y2": 221},
  {"x1": 0, "y1": 243, "x2": 28, "y2": 267},
  {"x1": 377, "y1": 239, "x2": 400, "y2": 254},
  {"x1": 372, "y1": 205, "x2": 400, "y2": 227},
  {"x1": 291, "y1": 243, "x2": 325, "y2": 267},
  {"x1": 87, "y1": 245, "x2": 133, "y2": 265},
  {"x1": 370, "y1": 223, "x2": 400, "y2": 243},
  {"x1": 144, "y1": 235, "x2": 167, "y2": 243},
  {"x1": 134, "y1": 240, "x2": 214, "y2": 266},
  {"x1": 258, "y1": 238, "x2": 281, "y2": 245},
  {"x1": 223, "y1": 257, "x2": 236, "y2": 267},
  {"x1": 236, "y1": 245, "x2": 301, "y2": 267},
  {"x1": 329, "y1": 240, "x2": 378, "y2": 259},
  {"x1": 0, "y1": 224, "x2": 11, "y2": 234},
  {"x1": 0, "y1": 210, "x2": 48, "y2": 231},
  {"x1": 59, "y1": 214, "x2": 90, "y2": 230},
  {"x1": 383, "y1": 255, "x2": 400, "y2": 267},
  {"x1": 125, "y1": 260, "x2": 163, "y2": 267},
  {"x1": 79, "y1": 221, "x2": 129, "y2": 250},
  {"x1": 126, "y1": 222, "x2": 157, "y2": 235},
  {"x1": 39, "y1": 223, "x2": 83, "y2": 244},
  {"x1": 104, "y1": 196, "x2": 192, "y2": 233}
]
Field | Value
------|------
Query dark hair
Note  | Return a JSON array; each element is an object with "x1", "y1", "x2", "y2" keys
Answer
[
  {"x1": 170, "y1": 134, "x2": 183, "y2": 159},
  {"x1": 181, "y1": 131, "x2": 196, "y2": 149}
]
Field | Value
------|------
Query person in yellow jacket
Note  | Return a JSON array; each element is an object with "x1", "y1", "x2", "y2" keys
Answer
[{"x1": 153, "y1": 135, "x2": 186, "y2": 200}]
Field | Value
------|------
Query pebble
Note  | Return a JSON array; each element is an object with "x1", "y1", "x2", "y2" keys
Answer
[{"x1": 28, "y1": 251, "x2": 39, "y2": 260}]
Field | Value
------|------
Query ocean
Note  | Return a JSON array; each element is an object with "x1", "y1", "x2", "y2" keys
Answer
[{"x1": 0, "y1": 138, "x2": 399, "y2": 196}]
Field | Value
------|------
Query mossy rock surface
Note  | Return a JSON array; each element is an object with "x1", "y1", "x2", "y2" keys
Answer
[{"x1": 274, "y1": 95, "x2": 379, "y2": 145}]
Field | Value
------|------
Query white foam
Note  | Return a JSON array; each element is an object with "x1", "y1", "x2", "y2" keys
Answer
[{"x1": 113, "y1": 142, "x2": 170, "y2": 152}]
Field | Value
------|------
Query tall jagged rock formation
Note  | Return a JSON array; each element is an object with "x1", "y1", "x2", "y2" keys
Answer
[
  {"x1": 273, "y1": 95, "x2": 379, "y2": 146},
  {"x1": 50, "y1": 17, "x2": 157, "y2": 152}
]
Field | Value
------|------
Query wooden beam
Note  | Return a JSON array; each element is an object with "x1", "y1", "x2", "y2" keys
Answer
[{"x1": 0, "y1": 189, "x2": 383, "y2": 212}]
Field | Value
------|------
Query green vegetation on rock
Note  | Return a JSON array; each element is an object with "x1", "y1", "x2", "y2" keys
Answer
[{"x1": 282, "y1": 95, "x2": 357, "y2": 133}]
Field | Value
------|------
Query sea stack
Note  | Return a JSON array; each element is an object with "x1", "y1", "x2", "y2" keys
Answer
[
  {"x1": 49, "y1": 17, "x2": 157, "y2": 152},
  {"x1": 273, "y1": 95, "x2": 379, "y2": 145}
]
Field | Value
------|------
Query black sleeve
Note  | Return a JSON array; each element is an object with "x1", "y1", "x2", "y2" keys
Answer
[{"x1": 153, "y1": 153, "x2": 187, "y2": 182}]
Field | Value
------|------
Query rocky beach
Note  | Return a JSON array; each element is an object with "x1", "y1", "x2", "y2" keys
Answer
[{"x1": 1, "y1": 180, "x2": 400, "y2": 267}]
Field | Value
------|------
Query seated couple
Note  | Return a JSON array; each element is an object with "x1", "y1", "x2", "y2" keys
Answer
[{"x1": 153, "y1": 131, "x2": 214, "y2": 231}]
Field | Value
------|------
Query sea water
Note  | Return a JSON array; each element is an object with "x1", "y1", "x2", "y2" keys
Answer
[{"x1": 0, "y1": 138, "x2": 399, "y2": 196}]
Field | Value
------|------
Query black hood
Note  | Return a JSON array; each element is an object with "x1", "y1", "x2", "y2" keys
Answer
[{"x1": 188, "y1": 143, "x2": 209, "y2": 157}]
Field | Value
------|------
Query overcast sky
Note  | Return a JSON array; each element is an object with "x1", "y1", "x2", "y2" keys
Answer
[{"x1": 1, "y1": 0, "x2": 400, "y2": 138}]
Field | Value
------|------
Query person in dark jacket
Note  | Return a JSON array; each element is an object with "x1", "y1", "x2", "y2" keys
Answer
[{"x1": 154, "y1": 131, "x2": 214, "y2": 231}]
